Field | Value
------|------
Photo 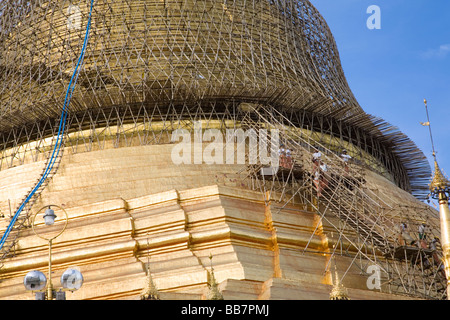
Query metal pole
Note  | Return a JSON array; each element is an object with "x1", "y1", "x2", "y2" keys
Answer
[
  {"x1": 437, "y1": 191, "x2": 450, "y2": 299},
  {"x1": 48, "y1": 239, "x2": 53, "y2": 300}
]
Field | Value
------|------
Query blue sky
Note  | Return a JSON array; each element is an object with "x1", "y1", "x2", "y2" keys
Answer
[{"x1": 309, "y1": 0, "x2": 450, "y2": 187}]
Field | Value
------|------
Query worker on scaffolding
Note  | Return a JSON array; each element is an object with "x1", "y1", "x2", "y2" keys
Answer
[
  {"x1": 398, "y1": 222, "x2": 415, "y2": 246},
  {"x1": 418, "y1": 222, "x2": 427, "y2": 240},
  {"x1": 340, "y1": 149, "x2": 352, "y2": 174},
  {"x1": 313, "y1": 161, "x2": 329, "y2": 197},
  {"x1": 429, "y1": 237, "x2": 446, "y2": 277},
  {"x1": 285, "y1": 146, "x2": 293, "y2": 169},
  {"x1": 312, "y1": 147, "x2": 322, "y2": 172},
  {"x1": 417, "y1": 222, "x2": 428, "y2": 248},
  {"x1": 429, "y1": 237, "x2": 439, "y2": 251},
  {"x1": 278, "y1": 144, "x2": 286, "y2": 168}
]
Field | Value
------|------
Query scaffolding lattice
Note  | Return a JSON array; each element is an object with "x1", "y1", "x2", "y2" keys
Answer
[
  {"x1": 240, "y1": 103, "x2": 447, "y2": 300},
  {"x1": 0, "y1": 0, "x2": 443, "y2": 299}
]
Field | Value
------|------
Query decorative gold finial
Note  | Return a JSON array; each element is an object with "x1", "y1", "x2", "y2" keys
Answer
[
  {"x1": 140, "y1": 266, "x2": 161, "y2": 300},
  {"x1": 430, "y1": 160, "x2": 450, "y2": 193},
  {"x1": 140, "y1": 235, "x2": 160, "y2": 300},
  {"x1": 329, "y1": 258, "x2": 349, "y2": 300},
  {"x1": 206, "y1": 253, "x2": 224, "y2": 300}
]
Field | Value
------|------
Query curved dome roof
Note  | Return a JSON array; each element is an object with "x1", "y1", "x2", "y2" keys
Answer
[
  {"x1": 0, "y1": 0, "x2": 431, "y2": 199},
  {"x1": 0, "y1": 0, "x2": 361, "y2": 131}
]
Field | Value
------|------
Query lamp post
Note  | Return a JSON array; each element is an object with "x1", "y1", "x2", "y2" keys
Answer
[{"x1": 24, "y1": 205, "x2": 83, "y2": 300}]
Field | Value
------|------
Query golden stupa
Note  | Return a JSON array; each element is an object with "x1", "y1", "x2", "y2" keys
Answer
[{"x1": 0, "y1": 0, "x2": 446, "y2": 300}]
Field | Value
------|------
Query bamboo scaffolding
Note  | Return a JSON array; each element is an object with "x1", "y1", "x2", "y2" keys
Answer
[{"x1": 0, "y1": 0, "x2": 439, "y2": 298}]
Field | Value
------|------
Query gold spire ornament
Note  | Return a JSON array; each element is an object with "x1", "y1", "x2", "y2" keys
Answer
[
  {"x1": 430, "y1": 159, "x2": 450, "y2": 193},
  {"x1": 423, "y1": 99, "x2": 450, "y2": 299},
  {"x1": 140, "y1": 266, "x2": 160, "y2": 300},
  {"x1": 206, "y1": 254, "x2": 224, "y2": 300},
  {"x1": 140, "y1": 236, "x2": 161, "y2": 300},
  {"x1": 329, "y1": 260, "x2": 350, "y2": 300}
]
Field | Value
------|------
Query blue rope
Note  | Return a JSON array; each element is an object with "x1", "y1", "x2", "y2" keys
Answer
[{"x1": 0, "y1": 1, "x2": 95, "y2": 250}]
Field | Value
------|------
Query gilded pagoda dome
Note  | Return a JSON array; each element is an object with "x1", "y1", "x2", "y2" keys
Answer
[
  {"x1": 0, "y1": 0, "x2": 431, "y2": 198},
  {"x1": 0, "y1": 0, "x2": 446, "y2": 302},
  {"x1": 0, "y1": 0, "x2": 359, "y2": 131}
]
